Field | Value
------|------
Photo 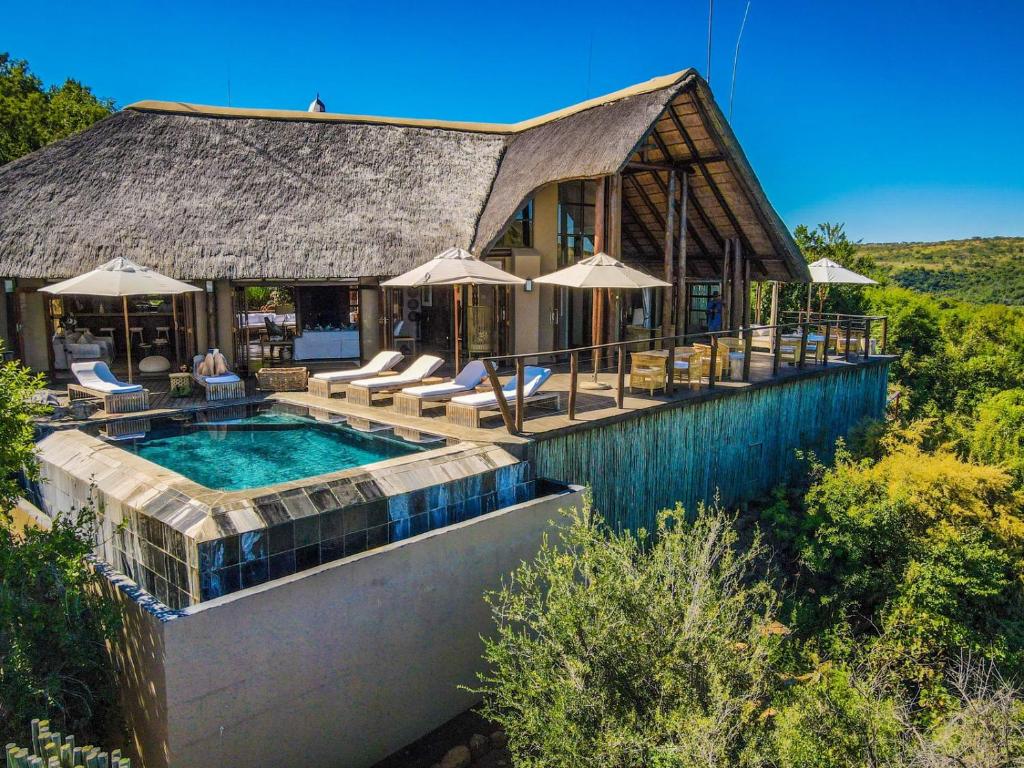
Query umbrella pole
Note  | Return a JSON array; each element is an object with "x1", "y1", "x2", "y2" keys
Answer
[
  {"x1": 582, "y1": 288, "x2": 610, "y2": 390},
  {"x1": 123, "y1": 296, "x2": 133, "y2": 383}
]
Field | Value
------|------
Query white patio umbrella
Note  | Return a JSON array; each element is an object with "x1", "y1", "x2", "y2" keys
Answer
[
  {"x1": 535, "y1": 253, "x2": 670, "y2": 387},
  {"x1": 42, "y1": 257, "x2": 201, "y2": 382},
  {"x1": 381, "y1": 247, "x2": 524, "y2": 372},
  {"x1": 805, "y1": 257, "x2": 877, "y2": 318}
]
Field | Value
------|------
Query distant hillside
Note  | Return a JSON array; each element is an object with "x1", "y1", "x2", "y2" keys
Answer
[{"x1": 856, "y1": 237, "x2": 1024, "y2": 305}]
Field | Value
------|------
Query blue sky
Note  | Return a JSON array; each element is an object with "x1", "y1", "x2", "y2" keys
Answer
[{"x1": 5, "y1": 0, "x2": 1023, "y2": 243}]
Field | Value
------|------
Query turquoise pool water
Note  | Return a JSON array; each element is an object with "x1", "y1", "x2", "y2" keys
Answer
[{"x1": 123, "y1": 410, "x2": 423, "y2": 490}]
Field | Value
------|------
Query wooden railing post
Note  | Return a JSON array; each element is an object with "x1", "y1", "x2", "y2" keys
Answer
[
  {"x1": 741, "y1": 326, "x2": 752, "y2": 381},
  {"x1": 616, "y1": 346, "x2": 625, "y2": 408},
  {"x1": 666, "y1": 341, "x2": 676, "y2": 395},
  {"x1": 844, "y1": 319, "x2": 853, "y2": 362},
  {"x1": 863, "y1": 318, "x2": 872, "y2": 360},
  {"x1": 568, "y1": 350, "x2": 578, "y2": 420},
  {"x1": 822, "y1": 321, "x2": 830, "y2": 367},
  {"x1": 708, "y1": 335, "x2": 718, "y2": 387},
  {"x1": 798, "y1": 324, "x2": 808, "y2": 368},
  {"x1": 772, "y1": 323, "x2": 782, "y2": 376},
  {"x1": 483, "y1": 359, "x2": 515, "y2": 434},
  {"x1": 514, "y1": 358, "x2": 525, "y2": 433},
  {"x1": 881, "y1": 316, "x2": 888, "y2": 354}
]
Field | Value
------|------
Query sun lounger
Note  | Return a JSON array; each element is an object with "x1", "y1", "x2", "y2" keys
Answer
[
  {"x1": 307, "y1": 351, "x2": 404, "y2": 398},
  {"x1": 192, "y1": 355, "x2": 246, "y2": 401},
  {"x1": 393, "y1": 361, "x2": 487, "y2": 417},
  {"x1": 68, "y1": 361, "x2": 149, "y2": 414},
  {"x1": 446, "y1": 366, "x2": 557, "y2": 428},
  {"x1": 346, "y1": 355, "x2": 444, "y2": 407}
]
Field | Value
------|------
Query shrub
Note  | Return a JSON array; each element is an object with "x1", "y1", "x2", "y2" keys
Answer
[{"x1": 476, "y1": 501, "x2": 780, "y2": 768}]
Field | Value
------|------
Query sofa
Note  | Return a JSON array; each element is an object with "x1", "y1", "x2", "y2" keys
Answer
[{"x1": 52, "y1": 332, "x2": 114, "y2": 370}]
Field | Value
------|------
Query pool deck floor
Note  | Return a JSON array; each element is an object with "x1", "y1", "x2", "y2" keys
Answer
[{"x1": 39, "y1": 352, "x2": 891, "y2": 452}]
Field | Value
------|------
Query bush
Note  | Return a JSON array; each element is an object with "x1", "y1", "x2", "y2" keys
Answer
[
  {"x1": 0, "y1": 354, "x2": 121, "y2": 744},
  {"x1": 476, "y1": 501, "x2": 780, "y2": 768},
  {"x1": 0, "y1": 501, "x2": 122, "y2": 744},
  {"x1": 769, "y1": 662, "x2": 905, "y2": 768},
  {"x1": 969, "y1": 389, "x2": 1024, "y2": 485}
]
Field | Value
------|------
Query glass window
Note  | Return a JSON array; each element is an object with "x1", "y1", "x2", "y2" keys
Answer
[
  {"x1": 557, "y1": 180, "x2": 597, "y2": 267},
  {"x1": 495, "y1": 200, "x2": 533, "y2": 248}
]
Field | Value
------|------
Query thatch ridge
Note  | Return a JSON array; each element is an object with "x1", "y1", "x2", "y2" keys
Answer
[
  {"x1": 123, "y1": 69, "x2": 694, "y2": 134},
  {"x1": 0, "y1": 68, "x2": 806, "y2": 282}
]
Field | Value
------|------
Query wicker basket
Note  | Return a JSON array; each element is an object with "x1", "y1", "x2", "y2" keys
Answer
[{"x1": 256, "y1": 366, "x2": 308, "y2": 392}]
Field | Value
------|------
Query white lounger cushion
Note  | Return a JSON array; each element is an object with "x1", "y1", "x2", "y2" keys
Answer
[
  {"x1": 200, "y1": 373, "x2": 241, "y2": 384},
  {"x1": 192, "y1": 355, "x2": 241, "y2": 384},
  {"x1": 71, "y1": 361, "x2": 143, "y2": 393},
  {"x1": 450, "y1": 366, "x2": 551, "y2": 407},
  {"x1": 351, "y1": 355, "x2": 444, "y2": 391},
  {"x1": 401, "y1": 361, "x2": 487, "y2": 399},
  {"x1": 312, "y1": 351, "x2": 404, "y2": 383}
]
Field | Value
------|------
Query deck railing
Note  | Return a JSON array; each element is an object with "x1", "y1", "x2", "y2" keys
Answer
[{"x1": 477, "y1": 313, "x2": 889, "y2": 436}]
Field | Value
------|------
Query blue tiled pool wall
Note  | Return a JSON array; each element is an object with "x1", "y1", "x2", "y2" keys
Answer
[
  {"x1": 196, "y1": 462, "x2": 537, "y2": 602},
  {"x1": 111, "y1": 507, "x2": 196, "y2": 610}
]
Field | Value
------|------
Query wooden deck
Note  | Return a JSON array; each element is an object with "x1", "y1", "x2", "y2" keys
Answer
[{"x1": 39, "y1": 352, "x2": 891, "y2": 451}]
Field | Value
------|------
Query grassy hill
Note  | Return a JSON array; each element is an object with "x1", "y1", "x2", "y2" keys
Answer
[{"x1": 856, "y1": 236, "x2": 1024, "y2": 305}]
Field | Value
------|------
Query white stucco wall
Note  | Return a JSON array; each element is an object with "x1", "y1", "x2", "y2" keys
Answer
[{"x1": 108, "y1": 486, "x2": 583, "y2": 768}]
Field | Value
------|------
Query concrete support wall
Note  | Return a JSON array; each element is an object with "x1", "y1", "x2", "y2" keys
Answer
[
  {"x1": 360, "y1": 286, "x2": 380, "y2": 361},
  {"x1": 511, "y1": 249, "x2": 542, "y2": 356},
  {"x1": 531, "y1": 183, "x2": 559, "y2": 353},
  {"x1": 533, "y1": 361, "x2": 890, "y2": 532},
  {"x1": 214, "y1": 280, "x2": 234, "y2": 365},
  {"x1": 19, "y1": 283, "x2": 50, "y2": 372},
  {"x1": 193, "y1": 290, "x2": 209, "y2": 353},
  {"x1": 108, "y1": 487, "x2": 583, "y2": 768}
]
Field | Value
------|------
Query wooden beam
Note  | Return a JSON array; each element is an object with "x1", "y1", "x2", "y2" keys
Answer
[
  {"x1": 666, "y1": 104, "x2": 758, "y2": 259},
  {"x1": 677, "y1": 170, "x2": 688, "y2": 331},
  {"x1": 625, "y1": 174, "x2": 666, "y2": 230},
  {"x1": 643, "y1": 167, "x2": 721, "y2": 258},
  {"x1": 625, "y1": 156, "x2": 726, "y2": 173},
  {"x1": 688, "y1": 93, "x2": 794, "y2": 272},
  {"x1": 621, "y1": 198, "x2": 661, "y2": 252},
  {"x1": 662, "y1": 169, "x2": 677, "y2": 335},
  {"x1": 648, "y1": 127, "x2": 725, "y2": 255}
]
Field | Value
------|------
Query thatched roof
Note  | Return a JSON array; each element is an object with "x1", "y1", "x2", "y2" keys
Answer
[{"x1": 0, "y1": 69, "x2": 808, "y2": 282}]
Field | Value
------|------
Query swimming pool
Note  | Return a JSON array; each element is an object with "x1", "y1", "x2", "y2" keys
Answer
[{"x1": 104, "y1": 406, "x2": 425, "y2": 490}]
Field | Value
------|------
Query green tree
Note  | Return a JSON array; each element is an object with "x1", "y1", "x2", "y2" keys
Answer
[
  {"x1": 0, "y1": 351, "x2": 47, "y2": 509},
  {"x1": 0, "y1": 353, "x2": 121, "y2": 744},
  {"x1": 476, "y1": 501, "x2": 780, "y2": 768},
  {"x1": 0, "y1": 52, "x2": 113, "y2": 165},
  {"x1": 970, "y1": 389, "x2": 1024, "y2": 485},
  {"x1": 769, "y1": 662, "x2": 905, "y2": 768},
  {"x1": 787, "y1": 442, "x2": 1024, "y2": 717}
]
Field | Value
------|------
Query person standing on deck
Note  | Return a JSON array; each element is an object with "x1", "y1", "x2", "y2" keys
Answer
[{"x1": 706, "y1": 291, "x2": 724, "y2": 332}]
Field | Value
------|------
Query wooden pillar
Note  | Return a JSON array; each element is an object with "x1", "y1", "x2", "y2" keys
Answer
[
  {"x1": 676, "y1": 172, "x2": 689, "y2": 337},
  {"x1": 743, "y1": 256, "x2": 751, "y2": 327},
  {"x1": 721, "y1": 240, "x2": 732, "y2": 332},
  {"x1": 607, "y1": 173, "x2": 623, "y2": 343},
  {"x1": 661, "y1": 169, "x2": 677, "y2": 337},
  {"x1": 769, "y1": 280, "x2": 780, "y2": 351},
  {"x1": 732, "y1": 239, "x2": 745, "y2": 332},
  {"x1": 592, "y1": 177, "x2": 606, "y2": 376},
  {"x1": 205, "y1": 282, "x2": 216, "y2": 350},
  {"x1": 754, "y1": 281, "x2": 763, "y2": 325}
]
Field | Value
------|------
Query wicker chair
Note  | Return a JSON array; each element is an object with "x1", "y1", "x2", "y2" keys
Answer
[
  {"x1": 672, "y1": 347, "x2": 706, "y2": 389},
  {"x1": 628, "y1": 352, "x2": 668, "y2": 395},
  {"x1": 694, "y1": 342, "x2": 731, "y2": 379}
]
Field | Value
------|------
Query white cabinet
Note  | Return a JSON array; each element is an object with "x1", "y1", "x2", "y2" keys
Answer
[{"x1": 292, "y1": 330, "x2": 359, "y2": 360}]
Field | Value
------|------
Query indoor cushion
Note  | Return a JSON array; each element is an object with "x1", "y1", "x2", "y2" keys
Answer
[{"x1": 138, "y1": 355, "x2": 171, "y2": 374}]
